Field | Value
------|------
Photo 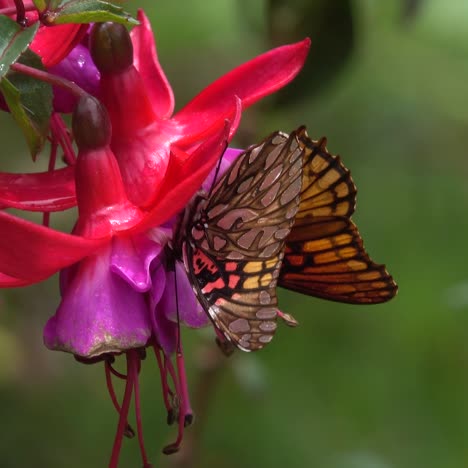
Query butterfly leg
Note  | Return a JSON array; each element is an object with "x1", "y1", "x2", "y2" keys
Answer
[
  {"x1": 277, "y1": 309, "x2": 299, "y2": 327},
  {"x1": 215, "y1": 328, "x2": 236, "y2": 356}
]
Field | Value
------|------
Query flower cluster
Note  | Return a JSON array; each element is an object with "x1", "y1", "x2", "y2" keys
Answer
[{"x1": 0, "y1": 4, "x2": 310, "y2": 466}]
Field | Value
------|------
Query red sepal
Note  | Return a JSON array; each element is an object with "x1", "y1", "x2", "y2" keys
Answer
[{"x1": 0, "y1": 210, "x2": 105, "y2": 283}]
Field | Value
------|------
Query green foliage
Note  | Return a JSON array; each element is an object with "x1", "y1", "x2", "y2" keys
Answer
[
  {"x1": 0, "y1": 17, "x2": 38, "y2": 79},
  {"x1": 32, "y1": 0, "x2": 48, "y2": 12},
  {"x1": 0, "y1": 27, "x2": 52, "y2": 159},
  {"x1": 46, "y1": 0, "x2": 138, "y2": 25}
]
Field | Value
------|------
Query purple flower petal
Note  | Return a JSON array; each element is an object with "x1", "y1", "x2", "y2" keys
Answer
[
  {"x1": 44, "y1": 242, "x2": 152, "y2": 357},
  {"x1": 149, "y1": 260, "x2": 176, "y2": 355},
  {"x1": 49, "y1": 44, "x2": 100, "y2": 113},
  {"x1": 161, "y1": 260, "x2": 209, "y2": 328},
  {"x1": 110, "y1": 234, "x2": 162, "y2": 292}
]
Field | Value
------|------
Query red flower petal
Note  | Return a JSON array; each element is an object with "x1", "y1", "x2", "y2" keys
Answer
[
  {"x1": 175, "y1": 96, "x2": 242, "y2": 148},
  {"x1": 0, "y1": 167, "x2": 76, "y2": 212},
  {"x1": 31, "y1": 24, "x2": 88, "y2": 68},
  {"x1": 172, "y1": 38, "x2": 310, "y2": 133},
  {"x1": 131, "y1": 121, "x2": 231, "y2": 234},
  {"x1": 131, "y1": 10, "x2": 174, "y2": 120},
  {"x1": 0, "y1": 272, "x2": 31, "y2": 288},
  {"x1": 0, "y1": 211, "x2": 105, "y2": 283}
]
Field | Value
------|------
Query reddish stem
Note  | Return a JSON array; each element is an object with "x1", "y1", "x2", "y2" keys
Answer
[
  {"x1": 42, "y1": 139, "x2": 58, "y2": 227},
  {"x1": 11, "y1": 63, "x2": 88, "y2": 99},
  {"x1": 0, "y1": 2, "x2": 35, "y2": 16},
  {"x1": 13, "y1": 0, "x2": 26, "y2": 25}
]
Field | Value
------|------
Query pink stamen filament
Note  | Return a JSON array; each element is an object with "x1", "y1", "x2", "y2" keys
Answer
[
  {"x1": 162, "y1": 352, "x2": 193, "y2": 454},
  {"x1": 153, "y1": 345, "x2": 174, "y2": 419},
  {"x1": 107, "y1": 363, "x2": 128, "y2": 380},
  {"x1": 131, "y1": 355, "x2": 151, "y2": 467},
  {"x1": 50, "y1": 113, "x2": 76, "y2": 166},
  {"x1": 104, "y1": 362, "x2": 134, "y2": 438},
  {"x1": 108, "y1": 352, "x2": 136, "y2": 468},
  {"x1": 176, "y1": 349, "x2": 193, "y2": 424}
]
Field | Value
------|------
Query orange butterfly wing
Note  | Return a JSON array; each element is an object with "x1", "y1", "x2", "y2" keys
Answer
[{"x1": 278, "y1": 129, "x2": 397, "y2": 304}]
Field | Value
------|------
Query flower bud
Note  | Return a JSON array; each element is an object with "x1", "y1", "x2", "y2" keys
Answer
[
  {"x1": 72, "y1": 96, "x2": 112, "y2": 150},
  {"x1": 90, "y1": 23, "x2": 133, "y2": 74}
]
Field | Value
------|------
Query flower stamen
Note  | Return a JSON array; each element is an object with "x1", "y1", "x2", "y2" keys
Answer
[
  {"x1": 107, "y1": 362, "x2": 128, "y2": 380},
  {"x1": 109, "y1": 351, "x2": 136, "y2": 468},
  {"x1": 131, "y1": 353, "x2": 152, "y2": 468},
  {"x1": 161, "y1": 349, "x2": 193, "y2": 454},
  {"x1": 153, "y1": 345, "x2": 176, "y2": 425},
  {"x1": 50, "y1": 113, "x2": 76, "y2": 166},
  {"x1": 104, "y1": 361, "x2": 135, "y2": 439},
  {"x1": 176, "y1": 349, "x2": 194, "y2": 427}
]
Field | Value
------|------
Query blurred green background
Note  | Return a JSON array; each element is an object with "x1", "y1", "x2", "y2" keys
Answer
[{"x1": 2, "y1": 0, "x2": 468, "y2": 466}]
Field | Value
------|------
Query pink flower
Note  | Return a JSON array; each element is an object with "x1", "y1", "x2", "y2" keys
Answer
[{"x1": 31, "y1": 96, "x2": 228, "y2": 464}]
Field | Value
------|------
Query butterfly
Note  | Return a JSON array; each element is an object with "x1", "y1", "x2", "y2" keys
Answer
[
  {"x1": 180, "y1": 127, "x2": 397, "y2": 352},
  {"x1": 278, "y1": 130, "x2": 398, "y2": 304},
  {"x1": 181, "y1": 130, "x2": 305, "y2": 351}
]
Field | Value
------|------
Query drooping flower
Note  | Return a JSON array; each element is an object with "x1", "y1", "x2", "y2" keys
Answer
[{"x1": 20, "y1": 95, "x2": 228, "y2": 464}]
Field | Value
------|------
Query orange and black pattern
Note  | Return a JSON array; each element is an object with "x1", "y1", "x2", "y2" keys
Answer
[{"x1": 279, "y1": 132, "x2": 397, "y2": 304}]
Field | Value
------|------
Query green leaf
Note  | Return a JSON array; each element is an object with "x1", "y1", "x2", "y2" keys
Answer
[
  {"x1": 0, "y1": 16, "x2": 39, "y2": 79},
  {"x1": 32, "y1": 0, "x2": 48, "y2": 12},
  {"x1": 0, "y1": 50, "x2": 53, "y2": 159},
  {"x1": 47, "y1": 0, "x2": 62, "y2": 9},
  {"x1": 44, "y1": 0, "x2": 138, "y2": 25}
]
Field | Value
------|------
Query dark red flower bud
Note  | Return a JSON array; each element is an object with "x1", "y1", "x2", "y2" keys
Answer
[
  {"x1": 90, "y1": 23, "x2": 133, "y2": 74},
  {"x1": 72, "y1": 96, "x2": 112, "y2": 150}
]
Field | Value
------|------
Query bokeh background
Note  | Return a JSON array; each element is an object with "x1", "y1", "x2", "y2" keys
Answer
[{"x1": 2, "y1": 0, "x2": 468, "y2": 466}]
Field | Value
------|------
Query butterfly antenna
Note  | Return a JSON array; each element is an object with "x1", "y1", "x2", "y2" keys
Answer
[{"x1": 207, "y1": 139, "x2": 229, "y2": 199}]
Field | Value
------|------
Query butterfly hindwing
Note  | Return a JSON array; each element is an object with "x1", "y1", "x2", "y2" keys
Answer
[
  {"x1": 278, "y1": 130, "x2": 397, "y2": 304},
  {"x1": 280, "y1": 216, "x2": 397, "y2": 303},
  {"x1": 183, "y1": 131, "x2": 305, "y2": 351}
]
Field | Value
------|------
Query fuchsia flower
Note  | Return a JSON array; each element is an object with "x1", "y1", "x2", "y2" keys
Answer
[{"x1": 0, "y1": 11, "x2": 310, "y2": 465}]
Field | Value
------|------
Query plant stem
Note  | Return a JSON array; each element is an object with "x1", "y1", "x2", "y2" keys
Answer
[{"x1": 11, "y1": 63, "x2": 88, "y2": 99}]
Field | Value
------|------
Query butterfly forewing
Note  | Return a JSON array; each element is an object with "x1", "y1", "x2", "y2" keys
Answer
[
  {"x1": 295, "y1": 131, "x2": 357, "y2": 219},
  {"x1": 279, "y1": 130, "x2": 397, "y2": 304},
  {"x1": 184, "y1": 131, "x2": 305, "y2": 351}
]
